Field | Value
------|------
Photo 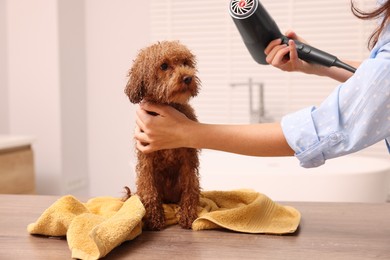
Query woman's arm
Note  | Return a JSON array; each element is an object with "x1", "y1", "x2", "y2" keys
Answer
[
  {"x1": 308, "y1": 59, "x2": 360, "y2": 82},
  {"x1": 184, "y1": 123, "x2": 294, "y2": 156},
  {"x1": 135, "y1": 102, "x2": 294, "y2": 156}
]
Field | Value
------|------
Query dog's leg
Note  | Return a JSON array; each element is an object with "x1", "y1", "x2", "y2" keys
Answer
[
  {"x1": 178, "y1": 162, "x2": 200, "y2": 229},
  {"x1": 137, "y1": 163, "x2": 166, "y2": 231},
  {"x1": 141, "y1": 193, "x2": 165, "y2": 230}
]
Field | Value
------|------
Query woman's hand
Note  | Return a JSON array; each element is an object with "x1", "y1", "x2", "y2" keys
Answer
[
  {"x1": 265, "y1": 30, "x2": 357, "y2": 82},
  {"x1": 264, "y1": 30, "x2": 309, "y2": 73},
  {"x1": 134, "y1": 102, "x2": 195, "y2": 153}
]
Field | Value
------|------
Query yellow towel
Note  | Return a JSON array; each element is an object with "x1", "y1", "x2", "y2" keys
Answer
[
  {"x1": 28, "y1": 190, "x2": 300, "y2": 259},
  {"x1": 194, "y1": 190, "x2": 300, "y2": 234},
  {"x1": 28, "y1": 195, "x2": 144, "y2": 259}
]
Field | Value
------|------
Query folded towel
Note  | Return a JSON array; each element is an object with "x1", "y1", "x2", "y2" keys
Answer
[
  {"x1": 28, "y1": 190, "x2": 300, "y2": 259},
  {"x1": 28, "y1": 195, "x2": 145, "y2": 259}
]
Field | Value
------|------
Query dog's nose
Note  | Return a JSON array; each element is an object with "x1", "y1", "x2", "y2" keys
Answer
[{"x1": 183, "y1": 76, "x2": 192, "y2": 85}]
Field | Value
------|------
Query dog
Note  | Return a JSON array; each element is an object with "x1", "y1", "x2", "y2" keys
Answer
[{"x1": 125, "y1": 41, "x2": 201, "y2": 230}]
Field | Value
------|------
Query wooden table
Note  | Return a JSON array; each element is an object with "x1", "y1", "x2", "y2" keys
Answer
[{"x1": 0, "y1": 194, "x2": 389, "y2": 259}]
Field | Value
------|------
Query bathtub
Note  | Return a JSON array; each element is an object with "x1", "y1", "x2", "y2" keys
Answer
[{"x1": 199, "y1": 151, "x2": 390, "y2": 203}]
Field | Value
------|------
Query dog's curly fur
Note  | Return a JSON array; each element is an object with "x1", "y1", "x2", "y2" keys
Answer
[{"x1": 125, "y1": 41, "x2": 201, "y2": 230}]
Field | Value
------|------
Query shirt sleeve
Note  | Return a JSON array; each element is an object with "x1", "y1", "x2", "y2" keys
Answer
[{"x1": 281, "y1": 55, "x2": 390, "y2": 168}]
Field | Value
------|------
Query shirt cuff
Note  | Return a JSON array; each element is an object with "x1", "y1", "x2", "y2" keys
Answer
[{"x1": 281, "y1": 106, "x2": 345, "y2": 168}]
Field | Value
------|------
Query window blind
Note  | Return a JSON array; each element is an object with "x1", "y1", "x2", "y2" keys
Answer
[{"x1": 150, "y1": 0, "x2": 386, "y2": 158}]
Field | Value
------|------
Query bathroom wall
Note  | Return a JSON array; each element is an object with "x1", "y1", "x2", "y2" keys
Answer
[
  {"x1": 85, "y1": 0, "x2": 150, "y2": 197},
  {"x1": 4, "y1": 0, "x2": 90, "y2": 195},
  {"x1": 2, "y1": 0, "x2": 150, "y2": 196},
  {"x1": 0, "y1": 0, "x2": 9, "y2": 133},
  {"x1": 58, "y1": 0, "x2": 89, "y2": 195},
  {"x1": 6, "y1": 0, "x2": 63, "y2": 194}
]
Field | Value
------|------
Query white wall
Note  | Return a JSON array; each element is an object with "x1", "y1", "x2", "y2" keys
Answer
[
  {"x1": 58, "y1": 0, "x2": 89, "y2": 196},
  {"x1": 6, "y1": 0, "x2": 63, "y2": 194},
  {"x1": 85, "y1": 0, "x2": 150, "y2": 197},
  {"x1": 2, "y1": 0, "x2": 150, "y2": 196},
  {"x1": 0, "y1": 0, "x2": 9, "y2": 134}
]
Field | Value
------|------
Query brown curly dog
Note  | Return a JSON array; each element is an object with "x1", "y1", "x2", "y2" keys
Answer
[{"x1": 125, "y1": 41, "x2": 201, "y2": 230}]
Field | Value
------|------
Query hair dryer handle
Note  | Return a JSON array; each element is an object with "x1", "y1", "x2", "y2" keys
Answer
[
  {"x1": 281, "y1": 37, "x2": 356, "y2": 73},
  {"x1": 281, "y1": 36, "x2": 337, "y2": 66}
]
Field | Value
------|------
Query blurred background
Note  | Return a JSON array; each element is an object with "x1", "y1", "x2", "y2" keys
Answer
[{"x1": 0, "y1": 0, "x2": 388, "y2": 199}]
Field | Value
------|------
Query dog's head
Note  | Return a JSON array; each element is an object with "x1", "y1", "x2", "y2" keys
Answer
[{"x1": 125, "y1": 41, "x2": 200, "y2": 104}]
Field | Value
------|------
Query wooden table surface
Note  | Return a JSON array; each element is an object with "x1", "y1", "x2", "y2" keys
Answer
[{"x1": 0, "y1": 194, "x2": 389, "y2": 259}]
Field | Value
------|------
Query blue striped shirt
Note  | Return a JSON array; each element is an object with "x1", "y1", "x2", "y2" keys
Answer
[{"x1": 281, "y1": 17, "x2": 390, "y2": 168}]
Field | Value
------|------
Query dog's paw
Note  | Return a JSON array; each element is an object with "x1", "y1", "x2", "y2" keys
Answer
[
  {"x1": 143, "y1": 205, "x2": 166, "y2": 231},
  {"x1": 142, "y1": 220, "x2": 165, "y2": 231},
  {"x1": 178, "y1": 210, "x2": 197, "y2": 229}
]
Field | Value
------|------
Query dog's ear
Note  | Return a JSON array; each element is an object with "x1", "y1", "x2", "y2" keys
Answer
[
  {"x1": 125, "y1": 72, "x2": 144, "y2": 104},
  {"x1": 125, "y1": 58, "x2": 146, "y2": 104}
]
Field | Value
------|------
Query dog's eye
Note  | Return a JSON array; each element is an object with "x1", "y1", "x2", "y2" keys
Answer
[{"x1": 160, "y1": 63, "x2": 168, "y2": 71}]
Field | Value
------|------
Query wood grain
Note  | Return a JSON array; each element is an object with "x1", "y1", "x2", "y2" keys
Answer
[{"x1": 0, "y1": 194, "x2": 389, "y2": 259}]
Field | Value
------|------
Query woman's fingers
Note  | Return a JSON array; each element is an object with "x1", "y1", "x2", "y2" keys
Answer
[
  {"x1": 135, "y1": 108, "x2": 148, "y2": 131},
  {"x1": 133, "y1": 101, "x2": 191, "y2": 152},
  {"x1": 288, "y1": 39, "x2": 299, "y2": 63},
  {"x1": 270, "y1": 45, "x2": 291, "y2": 66},
  {"x1": 267, "y1": 44, "x2": 292, "y2": 65},
  {"x1": 136, "y1": 140, "x2": 153, "y2": 153},
  {"x1": 285, "y1": 30, "x2": 307, "y2": 44},
  {"x1": 140, "y1": 101, "x2": 169, "y2": 117},
  {"x1": 134, "y1": 125, "x2": 157, "y2": 153},
  {"x1": 264, "y1": 38, "x2": 282, "y2": 55},
  {"x1": 134, "y1": 125, "x2": 148, "y2": 142}
]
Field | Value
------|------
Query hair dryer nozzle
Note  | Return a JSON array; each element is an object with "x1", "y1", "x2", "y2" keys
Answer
[
  {"x1": 229, "y1": 0, "x2": 282, "y2": 65},
  {"x1": 229, "y1": 0, "x2": 258, "y2": 19}
]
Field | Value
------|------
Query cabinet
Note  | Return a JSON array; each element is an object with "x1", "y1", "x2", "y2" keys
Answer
[{"x1": 0, "y1": 136, "x2": 35, "y2": 194}]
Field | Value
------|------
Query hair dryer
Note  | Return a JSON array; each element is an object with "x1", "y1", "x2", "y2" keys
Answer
[{"x1": 228, "y1": 0, "x2": 356, "y2": 73}]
